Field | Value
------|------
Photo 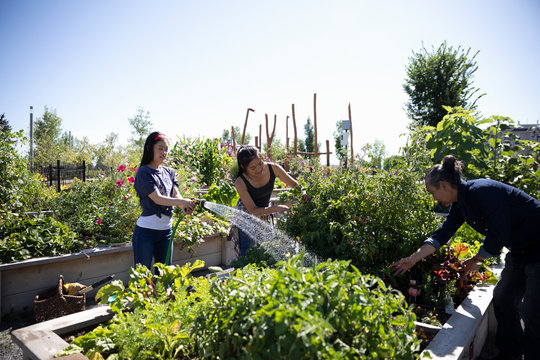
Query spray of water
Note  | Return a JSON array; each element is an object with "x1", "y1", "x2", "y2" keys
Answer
[{"x1": 202, "y1": 201, "x2": 319, "y2": 266}]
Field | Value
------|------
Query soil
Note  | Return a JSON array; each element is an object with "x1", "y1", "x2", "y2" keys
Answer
[
  {"x1": 0, "y1": 298, "x2": 101, "y2": 359},
  {"x1": 0, "y1": 311, "x2": 29, "y2": 360}
]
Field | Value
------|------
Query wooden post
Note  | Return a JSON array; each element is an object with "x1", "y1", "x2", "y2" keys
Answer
[
  {"x1": 326, "y1": 140, "x2": 330, "y2": 166},
  {"x1": 231, "y1": 126, "x2": 237, "y2": 152},
  {"x1": 292, "y1": 104, "x2": 298, "y2": 155},
  {"x1": 348, "y1": 103, "x2": 354, "y2": 165},
  {"x1": 241, "y1": 108, "x2": 254, "y2": 145},
  {"x1": 313, "y1": 93, "x2": 319, "y2": 156},
  {"x1": 265, "y1": 114, "x2": 277, "y2": 160},
  {"x1": 255, "y1": 136, "x2": 258, "y2": 149},
  {"x1": 286, "y1": 115, "x2": 289, "y2": 153},
  {"x1": 258, "y1": 124, "x2": 262, "y2": 152}
]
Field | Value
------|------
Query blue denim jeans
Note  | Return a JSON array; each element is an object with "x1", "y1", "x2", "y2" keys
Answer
[
  {"x1": 493, "y1": 251, "x2": 540, "y2": 359},
  {"x1": 132, "y1": 225, "x2": 172, "y2": 273}
]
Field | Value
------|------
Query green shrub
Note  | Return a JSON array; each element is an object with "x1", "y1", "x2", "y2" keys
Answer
[
  {"x1": 58, "y1": 261, "x2": 211, "y2": 359},
  {"x1": 282, "y1": 165, "x2": 439, "y2": 276},
  {"x1": 0, "y1": 130, "x2": 56, "y2": 214},
  {"x1": 424, "y1": 107, "x2": 540, "y2": 198},
  {"x1": 168, "y1": 137, "x2": 234, "y2": 189},
  {"x1": 51, "y1": 166, "x2": 139, "y2": 244},
  {"x1": 0, "y1": 214, "x2": 81, "y2": 263},
  {"x1": 195, "y1": 254, "x2": 421, "y2": 359}
]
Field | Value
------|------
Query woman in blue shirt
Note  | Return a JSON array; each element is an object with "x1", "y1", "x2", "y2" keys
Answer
[
  {"x1": 391, "y1": 155, "x2": 540, "y2": 360},
  {"x1": 132, "y1": 132, "x2": 195, "y2": 272}
]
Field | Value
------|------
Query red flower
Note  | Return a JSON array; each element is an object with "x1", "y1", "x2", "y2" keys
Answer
[
  {"x1": 96, "y1": 219, "x2": 103, "y2": 225},
  {"x1": 116, "y1": 179, "x2": 125, "y2": 188},
  {"x1": 127, "y1": 176, "x2": 135, "y2": 184},
  {"x1": 117, "y1": 165, "x2": 126, "y2": 172}
]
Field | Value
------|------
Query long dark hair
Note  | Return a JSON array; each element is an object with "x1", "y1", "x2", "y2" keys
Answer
[
  {"x1": 140, "y1": 131, "x2": 168, "y2": 166},
  {"x1": 236, "y1": 145, "x2": 260, "y2": 178},
  {"x1": 425, "y1": 155, "x2": 464, "y2": 188}
]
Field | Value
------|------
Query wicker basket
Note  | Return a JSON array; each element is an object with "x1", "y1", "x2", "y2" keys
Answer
[{"x1": 33, "y1": 274, "x2": 86, "y2": 322}]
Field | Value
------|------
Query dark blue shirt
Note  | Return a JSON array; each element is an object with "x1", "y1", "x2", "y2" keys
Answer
[
  {"x1": 425, "y1": 179, "x2": 540, "y2": 259},
  {"x1": 134, "y1": 165, "x2": 179, "y2": 218}
]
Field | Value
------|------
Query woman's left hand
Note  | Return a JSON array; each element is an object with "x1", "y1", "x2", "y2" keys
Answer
[
  {"x1": 272, "y1": 204, "x2": 289, "y2": 214},
  {"x1": 462, "y1": 257, "x2": 482, "y2": 274}
]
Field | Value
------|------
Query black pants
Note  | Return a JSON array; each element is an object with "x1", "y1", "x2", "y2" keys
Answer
[{"x1": 493, "y1": 251, "x2": 540, "y2": 359}]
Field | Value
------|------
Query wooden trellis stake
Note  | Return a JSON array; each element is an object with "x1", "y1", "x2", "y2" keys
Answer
[
  {"x1": 291, "y1": 104, "x2": 298, "y2": 155},
  {"x1": 241, "y1": 108, "x2": 254, "y2": 145},
  {"x1": 265, "y1": 114, "x2": 277, "y2": 159},
  {"x1": 258, "y1": 124, "x2": 262, "y2": 152},
  {"x1": 286, "y1": 115, "x2": 289, "y2": 153},
  {"x1": 231, "y1": 126, "x2": 236, "y2": 151}
]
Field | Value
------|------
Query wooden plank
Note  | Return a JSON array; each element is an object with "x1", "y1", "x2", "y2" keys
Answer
[
  {"x1": 1, "y1": 236, "x2": 224, "y2": 317},
  {"x1": 1, "y1": 251, "x2": 133, "y2": 297}
]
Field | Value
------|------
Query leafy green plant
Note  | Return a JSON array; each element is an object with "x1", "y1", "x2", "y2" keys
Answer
[
  {"x1": 195, "y1": 254, "x2": 421, "y2": 359},
  {"x1": 172, "y1": 210, "x2": 230, "y2": 248},
  {"x1": 168, "y1": 137, "x2": 234, "y2": 189},
  {"x1": 59, "y1": 261, "x2": 211, "y2": 359},
  {"x1": 0, "y1": 213, "x2": 81, "y2": 263},
  {"x1": 0, "y1": 130, "x2": 56, "y2": 215},
  {"x1": 51, "y1": 165, "x2": 140, "y2": 244},
  {"x1": 202, "y1": 181, "x2": 239, "y2": 207},
  {"x1": 282, "y1": 165, "x2": 440, "y2": 277},
  {"x1": 424, "y1": 107, "x2": 540, "y2": 197}
]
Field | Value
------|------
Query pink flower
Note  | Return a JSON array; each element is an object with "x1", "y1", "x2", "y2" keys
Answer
[
  {"x1": 183, "y1": 188, "x2": 189, "y2": 191},
  {"x1": 96, "y1": 219, "x2": 102, "y2": 225},
  {"x1": 127, "y1": 176, "x2": 135, "y2": 184},
  {"x1": 123, "y1": 196, "x2": 129, "y2": 201},
  {"x1": 116, "y1": 179, "x2": 124, "y2": 188},
  {"x1": 117, "y1": 165, "x2": 126, "y2": 172},
  {"x1": 190, "y1": 177, "x2": 196, "y2": 182}
]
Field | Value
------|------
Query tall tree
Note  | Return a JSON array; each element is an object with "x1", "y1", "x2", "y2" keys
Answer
[
  {"x1": 304, "y1": 117, "x2": 315, "y2": 153},
  {"x1": 403, "y1": 41, "x2": 484, "y2": 128},
  {"x1": 127, "y1": 107, "x2": 152, "y2": 164},
  {"x1": 129, "y1": 107, "x2": 152, "y2": 149},
  {"x1": 221, "y1": 126, "x2": 251, "y2": 145},
  {"x1": 96, "y1": 132, "x2": 126, "y2": 168},
  {"x1": 0, "y1": 113, "x2": 12, "y2": 142},
  {"x1": 362, "y1": 139, "x2": 387, "y2": 169},
  {"x1": 33, "y1": 107, "x2": 63, "y2": 167}
]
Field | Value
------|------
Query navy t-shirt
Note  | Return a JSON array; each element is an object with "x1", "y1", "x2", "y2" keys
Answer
[
  {"x1": 425, "y1": 179, "x2": 540, "y2": 258},
  {"x1": 134, "y1": 165, "x2": 179, "y2": 218}
]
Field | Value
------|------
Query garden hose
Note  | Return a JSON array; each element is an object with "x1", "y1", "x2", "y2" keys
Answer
[{"x1": 165, "y1": 199, "x2": 207, "y2": 266}]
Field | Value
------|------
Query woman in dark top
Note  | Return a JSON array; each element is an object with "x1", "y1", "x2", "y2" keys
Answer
[
  {"x1": 132, "y1": 132, "x2": 195, "y2": 272},
  {"x1": 233, "y1": 145, "x2": 300, "y2": 256},
  {"x1": 391, "y1": 155, "x2": 540, "y2": 360}
]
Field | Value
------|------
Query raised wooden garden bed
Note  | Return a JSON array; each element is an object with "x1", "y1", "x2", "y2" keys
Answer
[
  {"x1": 11, "y1": 259, "x2": 504, "y2": 360},
  {"x1": 0, "y1": 234, "x2": 235, "y2": 319},
  {"x1": 421, "y1": 258, "x2": 504, "y2": 359}
]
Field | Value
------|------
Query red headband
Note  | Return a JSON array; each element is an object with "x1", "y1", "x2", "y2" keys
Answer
[{"x1": 155, "y1": 135, "x2": 167, "y2": 141}]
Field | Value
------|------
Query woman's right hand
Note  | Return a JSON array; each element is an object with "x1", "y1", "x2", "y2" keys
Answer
[
  {"x1": 390, "y1": 256, "x2": 418, "y2": 275},
  {"x1": 178, "y1": 199, "x2": 196, "y2": 215}
]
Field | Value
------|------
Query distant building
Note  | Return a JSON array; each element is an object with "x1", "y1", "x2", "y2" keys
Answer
[{"x1": 510, "y1": 122, "x2": 540, "y2": 143}]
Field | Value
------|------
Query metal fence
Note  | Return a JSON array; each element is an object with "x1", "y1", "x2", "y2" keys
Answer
[{"x1": 34, "y1": 160, "x2": 86, "y2": 192}]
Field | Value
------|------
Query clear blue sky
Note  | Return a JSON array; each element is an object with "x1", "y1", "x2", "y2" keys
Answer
[{"x1": 1, "y1": 0, "x2": 539, "y2": 161}]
